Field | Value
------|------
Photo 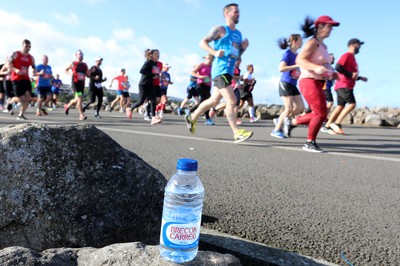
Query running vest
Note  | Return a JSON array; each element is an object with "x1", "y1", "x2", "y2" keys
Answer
[
  {"x1": 211, "y1": 25, "x2": 242, "y2": 79},
  {"x1": 11, "y1": 51, "x2": 33, "y2": 81},
  {"x1": 71, "y1": 61, "x2": 88, "y2": 84},
  {"x1": 90, "y1": 66, "x2": 103, "y2": 82},
  {"x1": 197, "y1": 63, "x2": 212, "y2": 86}
]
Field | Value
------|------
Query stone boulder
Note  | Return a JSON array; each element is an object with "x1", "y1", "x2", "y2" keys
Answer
[
  {"x1": 0, "y1": 123, "x2": 167, "y2": 251},
  {"x1": 0, "y1": 243, "x2": 241, "y2": 266},
  {"x1": 365, "y1": 114, "x2": 382, "y2": 126}
]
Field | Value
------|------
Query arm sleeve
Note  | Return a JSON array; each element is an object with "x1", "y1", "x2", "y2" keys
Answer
[{"x1": 335, "y1": 64, "x2": 352, "y2": 78}]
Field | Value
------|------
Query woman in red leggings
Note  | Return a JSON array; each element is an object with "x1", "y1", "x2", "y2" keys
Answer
[{"x1": 284, "y1": 15, "x2": 339, "y2": 153}]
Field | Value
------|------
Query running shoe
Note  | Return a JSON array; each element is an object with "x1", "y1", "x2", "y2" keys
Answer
[
  {"x1": 138, "y1": 107, "x2": 144, "y2": 115},
  {"x1": 41, "y1": 108, "x2": 48, "y2": 115},
  {"x1": 303, "y1": 140, "x2": 323, "y2": 153},
  {"x1": 151, "y1": 116, "x2": 162, "y2": 125},
  {"x1": 158, "y1": 111, "x2": 164, "y2": 118},
  {"x1": 330, "y1": 123, "x2": 345, "y2": 134},
  {"x1": 205, "y1": 119, "x2": 215, "y2": 126},
  {"x1": 144, "y1": 116, "x2": 151, "y2": 121},
  {"x1": 126, "y1": 108, "x2": 133, "y2": 119},
  {"x1": 17, "y1": 114, "x2": 27, "y2": 120},
  {"x1": 2, "y1": 109, "x2": 8, "y2": 113},
  {"x1": 250, "y1": 117, "x2": 259, "y2": 123},
  {"x1": 320, "y1": 126, "x2": 337, "y2": 135},
  {"x1": 185, "y1": 114, "x2": 197, "y2": 134},
  {"x1": 36, "y1": 111, "x2": 42, "y2": 116},
  {"x1": 236, "y1": 119, "x2": 242, "y2": 125},
  {"x1": 64, "y1": 104, "x2": 69, "y2": 115},
  {"x1": 94, "y1": 112, "x2": 102, "y2": 118},
  {"x1": 177, "y1": 107, "x2": 182, "y2": 116},
  {"x1": 270, "y1": 130, "x2": 286, "y2": 139},
  {"x1": 79, "y1": 115, "x2": 87, "y2": 121},
  {"x1": 283, "y1": 117, "x2": 296, "y2": 138},
  {"x1": 234, "y1": 129, "x2": 253, "y2": 143},
  {"x1": 109, "y1": 106, "x2": 113, "y2": 112},
  {"x1": 119, "y1": 108, "x2": 125, "y2": 113}
]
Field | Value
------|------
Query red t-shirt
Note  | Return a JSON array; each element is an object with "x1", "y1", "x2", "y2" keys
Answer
[
  {"x1": 72, "y1": 61, "x2": 88, "y2": 84},
  {"x1": 334, "y1": 52, "x2": 358, "y2": 90},
  {"x1": 152, "y1": 61, "x2": 162, "y2": 86},
  {"x1": 11, "y1": 51, "x2": 34, "y2": 81},
  {"x1": 113, "y1": 75, "x2": 128, "y2": 90}
]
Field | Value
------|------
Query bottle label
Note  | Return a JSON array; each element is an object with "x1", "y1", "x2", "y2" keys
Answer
[{"x1": 160, "y1": 219, "x2": 201, "y2": 249}]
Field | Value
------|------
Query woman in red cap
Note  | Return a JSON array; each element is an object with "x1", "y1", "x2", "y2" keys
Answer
[{"x1": 283, "y1": 15, "x2": 339, "y2": 153}]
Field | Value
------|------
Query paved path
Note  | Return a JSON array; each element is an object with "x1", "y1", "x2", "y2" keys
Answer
[{"x1": 1, "y1": 108, "x2": 399, "y2": 265}]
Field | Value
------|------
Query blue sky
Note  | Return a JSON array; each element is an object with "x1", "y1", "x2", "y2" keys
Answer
[{"x1": 1, "y1": 0, "x2": 398, "y2": 107}]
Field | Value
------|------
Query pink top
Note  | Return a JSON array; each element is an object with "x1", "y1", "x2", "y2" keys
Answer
[
  {"x1": 196, "y1": 63, "x2": 212, "y2": 86},
  {"x1": 299, "y1": 39, "x2": 330, "y2": 80}
]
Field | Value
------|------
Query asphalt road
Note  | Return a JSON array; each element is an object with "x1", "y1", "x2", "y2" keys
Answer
[{"x1": 1, "y1": 108, "x2": 399, "y2": 265}]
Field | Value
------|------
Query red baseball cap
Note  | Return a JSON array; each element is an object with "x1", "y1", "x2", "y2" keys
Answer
[{"x1": 314, "y1": 16, "x2": 340, "y2": 27}]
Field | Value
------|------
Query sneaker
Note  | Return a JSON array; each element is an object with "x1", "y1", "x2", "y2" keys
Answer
[
  {"x1": 177, "y1": 107, "x2": 182, "y2": 116},
  {"x1": 330, "y1": 123, "x2": 344, "y2": 134},
  {"x1": 303, "y1": 140, "x2": 324, "y2": 153},
  {"x1": 185, "y1": 114, "x2": 197, "y2": 134},
  {"x1": 236, "y1": 119, "x2": 242, "y2": 125},
  {"x1": 158, "y1": 111, "x2": 164, "y2": 118},
  {"x1": 283, "y1": 117, "x2": 296, "y2": 138},
  {"x1": 205, "y1": 119, "x2": 215, "y2": 126},
  {"x1": 270, "y1": 130, "x2": 286, "y2": 139},
  {"x1": 36, "y1": 111, "x2": 42, "y2": 116},
  {"x1": 234, "y1": 129, "x2": 253, "y2": 143},
  {"x1": 144, "y1": 116, "x2": 151, "y2": 121},
  {"x1": 126, "y1": 107, "x2": 133, "y2": 119},
  {"x1": 2, "y1": 109, "x2": 8, "y2": 113},
  {"x1": 64, "y1": 104, "x2": 69, "y2": 115},
  {"x1": 109, "y1": 106, "x2": 114, "y2": 112},
  {"x1": 138, "y1": 107, "x2": 144, "y2": 115},
  {"x1": 320, "y1": 126, "x2": 337, "y2": 135},
  {"x1": 250, "y1": 117, "x2": 259, "y2": 123},
  {"x1": 41, "y1": 108, "x2": 48, "y2": 116},
  {"x1": 151, "y1": 116, "x2": 162, "y2": 125},
  {"x1": 119, "y1": 108, "x2": 125, "y2": 113},
  {"x1": 94, "y1": 112, "x2": 102, "y2": 118},
  {"x1": 79, "y1": 115, "x2": 87, "y2": 121},
  {"x1": 17, "y1": 114, "x2": 27, "y2": 120}
]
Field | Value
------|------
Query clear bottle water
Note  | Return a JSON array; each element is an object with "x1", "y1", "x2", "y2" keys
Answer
[{"x1": 159, "y1": 158, "x2": 204, "y2": 263}]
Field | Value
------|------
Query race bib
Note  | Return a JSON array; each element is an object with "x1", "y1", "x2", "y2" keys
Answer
[
  {"x1": 20, "y1": 66, "x2": 28, "y2": 76},
  {"x1": 228, "y1": 46, "x2": 239, "y2": 58},
  {"x1": 77, "y1": 72, "x2": 85, "y2": 81}
]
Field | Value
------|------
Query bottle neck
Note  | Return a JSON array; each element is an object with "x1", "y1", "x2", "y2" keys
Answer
[{"x1": 177, "y1": 169, "x2": 197, "y2": 176}]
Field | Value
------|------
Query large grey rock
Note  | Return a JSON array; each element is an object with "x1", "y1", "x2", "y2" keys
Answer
[
  {"x1": 0, "y1": 123, "x2": 167, "y2": 251},
  {"x1": 0, "y1": 243, "x2": 241, "y2": 266},
  {"x1": 365, "y1": 114, "x2": 382, "y2": 126}
]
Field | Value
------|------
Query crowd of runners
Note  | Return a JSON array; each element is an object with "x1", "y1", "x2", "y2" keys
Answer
[{"x1": 0, "y1": 3, "x2": 368, "y2": 152}]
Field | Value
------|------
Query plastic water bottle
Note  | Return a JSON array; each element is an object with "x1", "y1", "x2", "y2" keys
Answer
[{"x1": 159, "y1": 158, "x2": 204, "y2": 263}]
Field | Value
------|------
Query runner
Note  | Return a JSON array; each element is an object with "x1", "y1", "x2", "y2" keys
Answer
[
  {"x1": 0, "y1": 58, "x2": 16, "y2": 115},
  {"x1": 188, "y1": 54, "x2": 214, "y2": 125},
  {"x1": 185, "y1": 3, "x2": 253, "y2": 143},
  {"x1": 0, "y1": 59, "x2": 7, "y2": 110},
  {"x1": 84, "y1": 56, "x2": 107, "y2": 118},
  {"x1": 177, "y1": 75, "x2": 199, "y2": 116},
  {"x1": 51, "y1": 74, "x2": 63, "y2": 109},
  {"x1": 35, "y1": 55, "x2": 53, "y2": 116},
  {"x1": 9, "y1": 39, "x2": 37, "y2": 120},
  {"x1": 126, "y1": 49, "x2": 161, "y2": 125},
  {"x1": 323, "y1": 38, "x2": 368, "y2": 135},
  {"x1": 271, "y1": 34, "x2": 304, "y2": 139},
  {"x1": 109, "y1": 68, "x2": 128, "y2": 112},
  {"x1": 156, "y1": 63, "x2": 173, "y2": 118},
  {"x1": 284, "y1": 15, "x2": 340, "y2": 152},
  {"x1": 239, "y1": 64, "x2": 259, "y2": 123},
  {"x1": 64, "y1": 49, "x2": 90, "y2": 120},
  {"x1": 210, "y1": 57, "x2": 243, "y2": 125}
]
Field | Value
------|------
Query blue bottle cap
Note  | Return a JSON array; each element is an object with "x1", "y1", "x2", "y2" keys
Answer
[{"x1": 176, "y1": 158, "x2": 198, "y2": 171}]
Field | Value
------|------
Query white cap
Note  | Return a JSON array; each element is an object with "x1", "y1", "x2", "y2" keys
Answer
[{"x1": 95, "y1": 56, "x2": 103, "y2": 61}]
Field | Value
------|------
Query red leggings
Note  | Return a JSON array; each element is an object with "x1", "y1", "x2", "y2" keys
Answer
[{"x1": 297, "y1": 78, "x2": 327, "y2": 140}]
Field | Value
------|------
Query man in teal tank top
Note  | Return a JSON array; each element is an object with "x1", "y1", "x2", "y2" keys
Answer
[{"x1": 184, "y1": 3, "x2": 253, "y2": 144}]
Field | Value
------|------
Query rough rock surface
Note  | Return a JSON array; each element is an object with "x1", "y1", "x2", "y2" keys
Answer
[
  {"x1": 0, "y1": 243, "x2": 241, "y2": 266},
  {"x1": 0, "y1": 123, "x2": 167, "y2": 251}
]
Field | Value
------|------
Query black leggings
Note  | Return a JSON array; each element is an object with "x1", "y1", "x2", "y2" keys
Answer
[
  {"x1": 190, "y1": 84, "x2": 211, "y2": 119},
  {"x1": 84, "y1": 83, "x2": 103, "y2": 113},
  {"x1": 131, "y1": 84, "x2": 156, "y2": 117}
]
